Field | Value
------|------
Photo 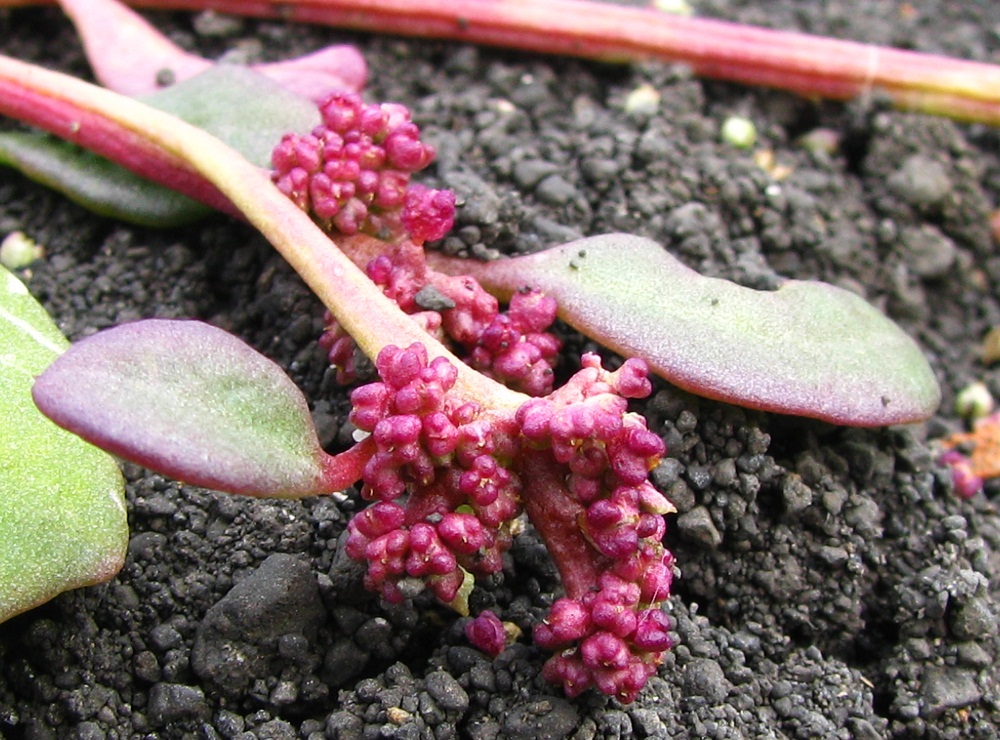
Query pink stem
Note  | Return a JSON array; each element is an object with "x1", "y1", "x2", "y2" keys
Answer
[
  {"x1": 518, "y1": 448, "x2": 603, "y2": 600},
  {"x1": 320, "y1": 436, "x2": 376, "y2": 492},
  {"x1": 0, "y1": 60, "x2": 241, "y2": 216},
  {"x1": 18, "y1": 0, "x2": 996, "y2": 126}
]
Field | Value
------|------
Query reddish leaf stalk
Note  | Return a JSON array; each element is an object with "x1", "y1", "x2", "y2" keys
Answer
[
  {"x1": 9, "y1": 0, "x2": 999, "y2": 125},
  {"x1": 0, "y1": 59, "x2": 240, "y2": 217}
]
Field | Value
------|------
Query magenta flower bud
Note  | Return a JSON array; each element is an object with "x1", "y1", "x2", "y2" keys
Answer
[
  {"x1": 612, "y1": 358, "x2": 653, "y2": 399},
  {"x1": 402, "y1": 186, "x2": 456, "y2": 243},
  {"x1": 586, "y1": 497, "x2": 632, "y2": 530},
  {"x1": 362, "y1": 452, "x2": 406, "y2": 500},
  {"x1": 590, "y1": 600, "x2": 638, "y2": 638},
  {"x1": 376, "y1": 343, "x2": 426, "y2": 388},
  {"x1": 597, "y1": 574, "x2": 641, "y2": 605},
  {"x1": 638, "y1": 555, "x2": 674, "y2": 604},
  {"x1": 421, "y1": 411, "x2": 459, "y2": 457},
  {"x1": 374, "y1": 170, "x2": 410, "y2": 209},
  {"x1": 623, "y1": 424, "x2": 666, "y2": 459},
  {"x1": 349, "y1": 382, "x2": 392, "y2": 430},
  {"x1": 580, "y1": 632, "x2": 630, "y2": 670},
  {"x1": 422, "y1": 355, "x2": 453, "y2": 385},
  {"x1": 380, "y1": 102, "x2": 411, "y2": 131},
  {"x1": 406, "y1": 523, "x2": 456, "y2": 577},
  {"x1": 940, "y1": 451, "x2": 984, "y2": 498},
  {"x1": 595, "y1": 660, "x2": 652, "y2": 703},
  {"x1": 508, "y1": 289, "x2": 558, "y2": 334},
  {"x1": 459, "y1": 469, "x2": 498, "y2": 507},
  {"x1": 479, "y1": 316, "x2": 518, "y2": 354},
  {"x1": 384, "y1": 127, "x2": 433, "y2": 171},
  {"x1": 465, "y1": 610, "x2": 506, "y2": 658},
  {"x1": 308, "y1": 174, "x2": 342, "y2": 220},
  {"x1": 358, "y1": 143, "x2": 386, "y2": 171},
  {"x1": 332, "y1": 198, "x2": 368, "y2": 234},
  {"x1": 437, "y1": 513, "x2": 487, "y2": 554},
  {"x1": 364, "y1": 529, "x2": 409, "y2": 572},
  {"x1": 542, "y1": 654, "x2": 592, "y2": 698},
  {"x1": 516, "y1": 399, "x2": 553, "y2": 441},
  {"x1": 429, "y1": 569, "x2": 464, "y2": 603},
  {"x1": 357, "y1": 104, "x2": 388, "y2": 136},
  {"x1": 533, "y1": 598, "x2": 592, "y2": 650},
  {"x1": 323, "y1": 157, "x2": 362, "y2": 183},
  {"x1": 633, "y1": 608, "x2": 673, "y2": 652},
  {"x1": 373, "y1": 414, "x2": 422, "y2": 448},
  {"x1": 636, "y1": 512, "x2": 665, "y2": 540},
  {"x1": 319, "y1": 91, "x2": 363, "y2": 132},
  {"x1": 567, "y1": 444, "x2": 608, "y2": 479},
  {"x1": 352, "y1": 501, "x2": 406, "y2": 539}
]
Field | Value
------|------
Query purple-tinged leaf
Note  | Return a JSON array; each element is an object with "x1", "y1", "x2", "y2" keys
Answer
[
  {"x1": 437, "y1": 234, "x2": 941, "y2": 426},
  {"x1": 32, "y1": 319, "x2": 359, "y2": 497},
  {"x1": 59, "y1": 0, "x2": 365, "y2": 100}
]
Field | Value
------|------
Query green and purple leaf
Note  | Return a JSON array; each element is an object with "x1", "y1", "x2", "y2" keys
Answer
[
  {"x1": 32, "y1": 319, "x2": 368, "y2": 498},
  {"x1": 58, "y1": 0, "x2": 366, "y2": 100},
  {"x1": 438, "y1": 234, "x2": 941, "y2": 426},
  {"x1": 0, "y1": 266, "x2": 127, "y2": 623}
]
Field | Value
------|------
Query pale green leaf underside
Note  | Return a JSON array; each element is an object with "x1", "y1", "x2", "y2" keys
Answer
[
  {"x1": 0, "y1": 266, "x2": 127, "y2": 624},
  {"x1": 473, "y1": 234, "x2": 941, "y2": 426}
]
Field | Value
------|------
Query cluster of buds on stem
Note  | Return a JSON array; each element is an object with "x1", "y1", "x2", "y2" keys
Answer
[
  {"x1": 345, "y1": 343, "x2": 522, "y2": 605},
  {"x1": 275, "y1": 94, "x2": 674, "y2": 702},
  {"x1": 275, "y1": 94, "x2": 561, "y2": 395},
  {"x1": 517, "y1": 355, "x2": 676, "y2": 702},
  {"x1": 272, "y1": 92, "x2": 454, "y2": 242},
  {"x1": 344, "y1": 348, "x2": 675, "y2": 702}
]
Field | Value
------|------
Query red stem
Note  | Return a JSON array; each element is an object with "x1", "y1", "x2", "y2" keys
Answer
[
  {"x1": 7, "y1": 0, "x2": 997, "y2": 125},
  {"x1": 518, "y1": 448, "x2": 604, "y2": 600},
  {"x1": 0, "y1": 65, "x2": 241, "y2": 217},
  {"x1": 320, "y1": 436, "x2": 376, "y2": 492}
]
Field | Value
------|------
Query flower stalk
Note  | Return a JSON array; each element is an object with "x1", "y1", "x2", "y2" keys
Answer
[{"x1": 5, "y1": 0, "x2": 999, "y2": 125}]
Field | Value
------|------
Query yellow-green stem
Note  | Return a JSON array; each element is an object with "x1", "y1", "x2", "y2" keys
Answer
[{"x1": 0, "y1": 54, "x2": 526, "y2": 411}]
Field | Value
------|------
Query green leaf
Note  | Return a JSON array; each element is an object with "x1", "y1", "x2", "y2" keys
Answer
[
  {"x1": 32, "y1": 319, "x2": 339, "y2": 498},
  {"x1": 0, "y1": 266, "x2": 127, "y2": 624},
  {"x1": 0, "y1": 66, "x2": 320, "y2": 227},
  {"x1": 0, "y1": 132, "x2": 213, "y2": 227},
  {"x1": 138, "y1": 65, "x2": 320, "y2": 167},
  {"x1": 464, "y1": 234, "x2": 941, "y2": 426}
]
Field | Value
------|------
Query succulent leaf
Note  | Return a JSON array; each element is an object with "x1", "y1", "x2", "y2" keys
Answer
[
  {"x1": 451, "y1": 234, "x2": 941, "y2": 426},
  {"x1": 0, "y1": 266, "x2": 127, "y2": 623},
  {"x1": 32, "y1": 318, "x2": 339, "y2": 498}
]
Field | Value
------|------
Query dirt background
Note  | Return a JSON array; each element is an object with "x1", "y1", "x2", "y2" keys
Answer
[{"x1": 2, "y1": 1, "x2": 1000, "y2": 738}]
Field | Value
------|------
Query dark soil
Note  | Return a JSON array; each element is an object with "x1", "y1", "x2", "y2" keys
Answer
[{"x1": 2, "y1": 1, "x2": 1000, "y2": 738}]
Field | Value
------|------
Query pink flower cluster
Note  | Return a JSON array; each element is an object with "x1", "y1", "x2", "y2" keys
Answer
[
  {"x1": 272, "y1": 92, "x2": 454, "y2": 241},
  {"x1": 344, "y1": 343, "x2": 521, "y2": 604},
  {"x1": 345, "y1": 348, "x2": 675, "y2": 701},
  {"x1": 322, "y1": 241, "x2": 562, "y2": 395},
  {"x1": 517, "y1": 355, "x2": 675, "y2": 702}
]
